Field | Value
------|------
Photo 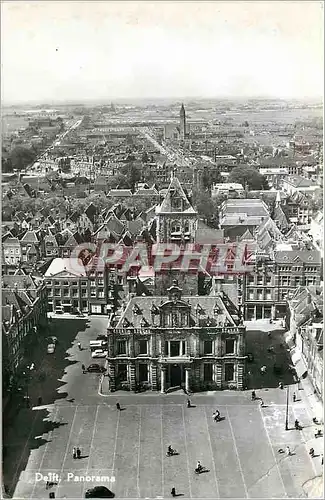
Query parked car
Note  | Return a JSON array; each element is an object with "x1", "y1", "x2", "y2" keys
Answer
[
  {"x1": 90, "y1": 340, "x2": 108, "y2": 350},
  {"x1": 91, "y1": 350, "x2": 108, "y2": 359},
  {"x1": 47, "y1": 344, "x2": 55, "y2": 354},
  {"x1": 85, "y1": 486, "x2": 115, "y2": 498},
  {"x1": 87, "y1": 364, "x2": 106, "y2": 373}
]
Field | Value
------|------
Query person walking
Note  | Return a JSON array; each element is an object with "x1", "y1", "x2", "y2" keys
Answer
[
  {"x1": 309, "y1": 448, "x2": 315, "y2": 457},
  {"x1": 187, "y1": 399, "x2": 191, "y2": 408},
  {"x1": 321, "y1": 454, "x2": 323, "y2": 466},
  {"x1": 279, "y1": 381, "x2": 284, "y2": 389},
  {"x1": 76, "y1": 447, "x2": 81, "y2": 459},
  {"x1": 82, "y1": 364, "x2": 86, "y2": 373},
  {"x1": 77, "y1": 342, "x2": 82, "y2": 350},
  {"x1": 260, "y1": 399, "x2": 265, "y2": 408},
  {"x1": 293, "y1": 392, "x2": 296, "y2": 402},
  {"x1": 116, "y1": 402, "x2": 121, "y2": 411},
  {"x1": 72, "y1": 447, "x2": 77, "y2": 459},
  {"x1": 171, "y1": 487, "x2": 176, "y2": 497},
  {"x1": 251, "y1": 390, "x2": 256, "y2": 400},
  {"x1": 286, "y1": 446, "x2": 291, "y2": 456}
]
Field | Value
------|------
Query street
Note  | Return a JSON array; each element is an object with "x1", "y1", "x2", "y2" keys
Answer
[{"x1": 3, "y1": 317, "x2": 323, "y2": 499}]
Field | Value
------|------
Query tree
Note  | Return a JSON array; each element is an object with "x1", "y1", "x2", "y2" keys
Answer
[
  {"x1": 201, "y1": 166, "x2": 222, "y2": 190},
  {"x1": 10, "y1": 146, "x2": 36, "y2": 171},
  {"x1": 228, "y1": 166, "x2": 269, "y2": 191},
  {"x1": 192, "y1": 189, "x2": 218, "y2": 227}
]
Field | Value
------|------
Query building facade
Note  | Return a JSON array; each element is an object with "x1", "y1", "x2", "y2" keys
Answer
[
  {"x1": 44, "y1": 258, "x2": 109, "y2": 314},
  {"x1": 106, "y1": 176, "x2": 246, "y2": 392},
  {"x1": 107, "y1": 282, "x2": 246, "y2": 392}
]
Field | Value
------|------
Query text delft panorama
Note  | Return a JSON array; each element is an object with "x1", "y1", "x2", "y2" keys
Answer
[{"x1": 71, "y1": 242, "x2": 254, "y2": 274}]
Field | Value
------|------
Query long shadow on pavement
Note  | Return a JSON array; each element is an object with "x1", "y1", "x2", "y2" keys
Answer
[{"x1": 2, "y1": 318, "x2": 88, "y2": 496}]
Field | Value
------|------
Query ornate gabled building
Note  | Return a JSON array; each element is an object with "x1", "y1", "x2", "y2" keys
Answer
[
  {"x1": 107, "y1": 175, "x2": 246, "y2": 392},
  {"x1": 107, "y1": 281, "x2": 245, "y2": 392}
]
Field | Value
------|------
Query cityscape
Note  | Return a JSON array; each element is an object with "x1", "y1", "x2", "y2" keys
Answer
[{"x1": 1, "y1": 1, "x2": 324, "y2": 500}]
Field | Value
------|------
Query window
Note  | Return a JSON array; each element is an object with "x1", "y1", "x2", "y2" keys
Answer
[
  {"x1": 138, "y1": 363, "x2": 148, "y2": 382},
  {"x1": 257, "y1": 290, "x2": 263, "y2": 300},
  {"x1": 204, "y1": 341, "x2": 213, "y2": 354},
  {"x1": 72, "y1": 288, "x2": 79, "y2": 297},
  {"x1": 248, "y1": 291, "x2": 254, "y2": 300},
  {"x1": 257, "y1": 275, "x2": 263, "y2": 285},
  {"x1": 225, "y1": 363, "x2": 234, "y2": 382},
  {"x1": 266, "y1": 276, "x2": 272, "y2": 284},
  {"x1": 170, "y1": 341, "x2": 180, "y2": 357},
  {"x1": 81, "y1": 281, "x2": 87, "y2": 286},
  {"x1": 164, "y1": 340, "x2": 186, "y2": 357},
  {"x1": 204, "y1": 364, "x2": 213, "y2": 381},
  {"x1": 54, "y1": 289, "x2": 61, "y2": 296},
  {"x1": 63, "y1": 281, "x2": 69, "y2": 286},
  {"x1": 63, "y1": 289, "x2": 69, "y2": 297},
  {"x1": 97, "y1": 272, "x2": 104, "y2": 278},
  {"x1": 265, "y1": 289, "x2": 271, "y2": 300},
  {"x1": 90, "y1": 280, "x2": 96, "y2": 287},
  {"x1": 117, "y1": 340, "x2": 127, "y2": 355},
  {"x1": 98, "y1": 290, "x2": 104, "y2": 298},
  {"x1": 90, "y1": 289, "x2": 96, "y2": 297},
  {"x1": 225, "y1": 339, "x2": 235, "y2": 354},
  {"x1": 280, "y1": 277, "x2": 289, "y2": 286},
  {"x1": 117, "y1": 364, "x2": 127, "y2": 381},
  {"x1": 98, "y1": 279, "x2": 104, "y2": 286},
  {"x1": 139, "y1": 340, "x2": 148, "y2": 355},
  {"x1": 248, "y1": 275, "x2": 254, "y2": 284},
  {"x1": 81, "y1": 289, "x2": 87, "y2": 297}
]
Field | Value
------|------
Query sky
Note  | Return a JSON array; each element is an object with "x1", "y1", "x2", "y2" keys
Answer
[{"x1": 1, "y1": 1, "x2": 324, "y2": 104}]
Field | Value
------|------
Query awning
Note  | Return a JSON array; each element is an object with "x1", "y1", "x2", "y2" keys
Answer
[{"x1": 295, "y1": 359, "x2": 308, "y2": 379}]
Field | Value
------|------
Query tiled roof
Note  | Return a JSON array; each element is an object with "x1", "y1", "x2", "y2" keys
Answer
[
  {"x1": 20, "y1": 231, "x2": 39, "y2": 243},
  {"x1": 44, "y1": 258, "x2": 87, "y2": 277},
  {"x1": 109, "y1": 189, "x2": 133, "y2": 197},
  {"x1": 115, "y1": 292, "x2": 241, "y2": 329},
  {"x1": 157, "y1": 176, "x2": 196, "y2": 214},
  {"x1": 274, "y1": 249, "x2": 321, "y2": 264},
  {"x1": 286, "y1": 175, "x2": 318, "y2": 188}
]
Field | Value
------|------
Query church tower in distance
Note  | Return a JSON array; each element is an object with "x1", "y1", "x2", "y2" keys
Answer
[{"x1": 180, "y1": 103, "x2": 186, "y2": 140}]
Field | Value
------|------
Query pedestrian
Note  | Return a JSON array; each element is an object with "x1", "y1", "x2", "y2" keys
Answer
[
  {"x1": 267, "y1": 332, "x2": 271, "y2": 338},
  {"x1": 293, "y1": 392, "x2": 296, "y2": 402},
  {"x1": 46, "y1": 481, "x2": 50, "y2": 489},
  {"x1": 309, "y1": 448, "x2": 315, "y2": 457},
  {"x1": 251, "y1": 390, "x2": 256, "y2": 400},
  {"x1": 171, "y1": 487, "x2": 176, "y2": 497},
  {"x1": 76, "y1": 447, "x2": 81, "y2": 459},
  {"x1": 286, "y1": 446, "x2": 291, "y2": 456},
  {"x1": 295, "y1": 419, "x2": 300, "y2": 430},
  {"x1": 82, "y1": 364, "x2": 86, "y2": 373},
  {"x1": 321, "y1": 454, "x2": 323, "y2": 466},
  {"x1": 38, "y1": 396, "x2": 42, "y2": 406},
  {"x1": 72, "y1": 447, "x2": 77, "y2": 459},
  {"x1": 260, "y1": 399, "x2": 264, "y2": 408},
  {"x1": 78, "y1": 342, "x2": 81, "y2": 350},
  {"x1": 187, "y1": 399, "x2": 191, "y2": 408},
  {"x1": 279, "y1": 382, "x2": 284, "y2": 389},
  {"x1": 116, "y1": 402, "x2": 121, "y2": 411}
]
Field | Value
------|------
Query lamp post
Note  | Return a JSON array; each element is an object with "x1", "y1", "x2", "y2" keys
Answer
[{"x1": 285, "y1": 385, "x2": 289, "y2": 430}]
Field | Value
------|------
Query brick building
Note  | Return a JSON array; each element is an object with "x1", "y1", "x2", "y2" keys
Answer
[{"x1": 44, "y1": 258, "x2": 108, "y2": 314}]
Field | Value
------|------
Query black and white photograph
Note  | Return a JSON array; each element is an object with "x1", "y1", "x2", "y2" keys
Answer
[{"x1": 1, "y1": 1, "x2": 323, "y2": 498}]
